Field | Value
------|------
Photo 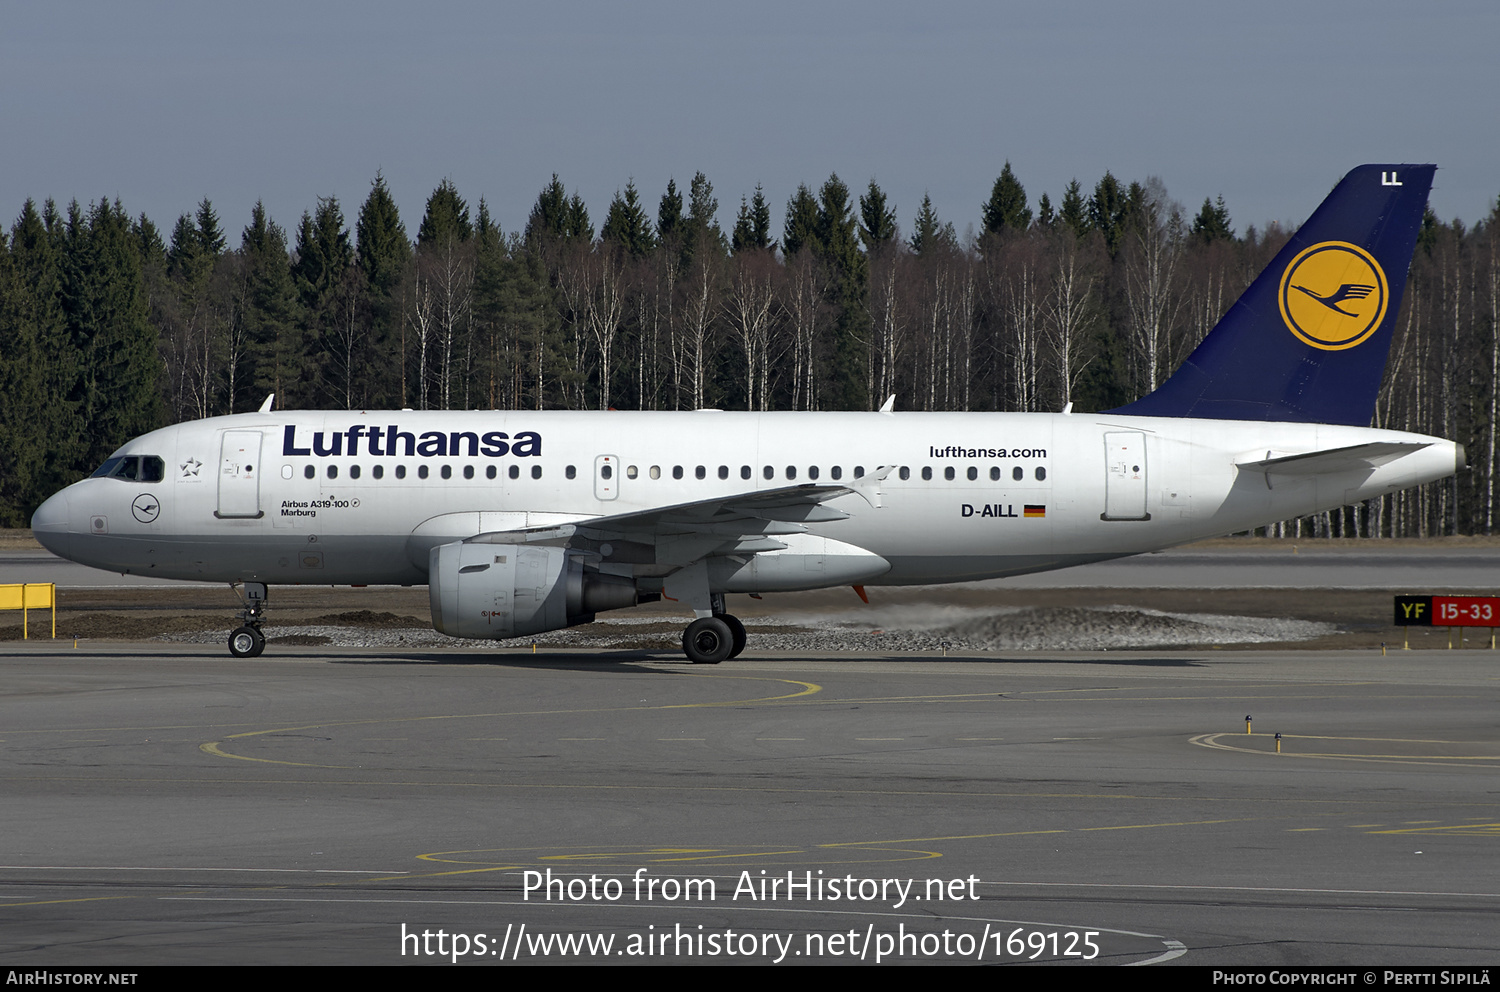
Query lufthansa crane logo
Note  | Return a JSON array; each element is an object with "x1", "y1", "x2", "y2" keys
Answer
[
  {"x1": 131, "y1": 493, "x2": 160, "y2": 523},
  {"x1": 1278, "y1": 241, "x2": 1388, "y2": 351}
]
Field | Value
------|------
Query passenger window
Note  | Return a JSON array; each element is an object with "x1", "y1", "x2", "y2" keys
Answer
[
  {"x1": 786, "y1": 466, "x2": 796, "y2": 480},
  {"x1": 1012, "y1": 467, "x2": 1024, "y2": 481},
  {"x1": 600, "y1": 465, "x2": 612, "y2": 479},
  {"x1": 967, "y1": 467, "x2": 978, "y2": 481},
  {"x1": 350, "y1": 464, "x2": 361, "y2": 479},
  {"x1": 696, "y1": 465, "x2": 706, "y2": 480},
  {"x1": 831, "y1": 466, "x2": 842, "y2": 480},
  {"x1": 304, "y1": 465, "x2": 315, "y2": 480},
  {"x1": 1036, "y1": 467, "x2": 1047, "y2": 481},
  {"x1": 763, "y1": 466, "x2": 773, "y2": 480},
  {"x1": 464, "y1": 465, "x2": 475, "y2": 480},
  {"x1": 531, "y1": 465, "x2": 542, "y2": 479},
  {"x1": 486, "y1": 465, "x2": 496, "y2": 479},
  {"x1": 396, "y1": 465, "x2": 407, "y2": 479},
  {"x1": 650, "y1": 465, "x2": 661, "y2": 480},
  {"x1": 808, "y1": 466, "x2": 819, "y2": 480},
  {"x1": 509, "y1": 465, "x2": 520, "y2": 479},
  {"x1": 565, "y1": 465, "x2": 576, "y2": 479},
  {"x1": 922, "y1": 467, "x2": 932, "y2": 481},
  {"x1": 627, "y1": 465, "x2": 639, "y2": 479},
  {"x1": 854, "y1": 466, "x2": 865, "y2": 478},
  {"x1": 327, "y1": 465, "x2": 338, "y2": 479},
  {"x1": 718, "y1": 465, "x2": 728, "y2": 480},
  {"x1": 990, "y1": 467, "x2": 1000, "y2": 481},
  {"x1": 899, "y1": 466, "x2": 910, "y2": 481},
  {"x1": 418, "y1": 465, "x2": 429, "y2": 480},
  {"x1": 742, "y1": 466, "x2": 752, "y2": 480},
  {"x1": 373, "y1": 465, "x2": 384, "y2": 479},
  {"x1": 440, "y1": 465, "x2": 452, "y2": 480},
  {"x1": 672, "y1": 465, "x2": 683, "y2": 480},
  {"x1": 944, "y1": 467, "x2": 955, "y2": 481}
]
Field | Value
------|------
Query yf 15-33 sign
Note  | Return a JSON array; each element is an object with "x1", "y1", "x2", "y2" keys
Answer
[{"x1": 1394, "y1": 596, "x2": 1500, "y2": 626}]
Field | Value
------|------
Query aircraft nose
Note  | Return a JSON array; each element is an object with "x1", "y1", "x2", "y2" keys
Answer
[{"x1": 31, "y1": 490, "x2": 74, "y2": 559}]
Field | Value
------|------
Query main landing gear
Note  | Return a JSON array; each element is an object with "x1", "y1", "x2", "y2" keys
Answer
[
  {"x1": 228, "y1": 582, "x2": 268, "y2": 658},
  {"x1": 681, "y1": 595, "x2": 747, "y2": 665}
]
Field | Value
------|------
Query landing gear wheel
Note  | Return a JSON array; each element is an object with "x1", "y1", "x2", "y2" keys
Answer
[
  {"x1": 722, "y1": 614, "x2": 747, "y2": 659},
  {"x1": 228, "y1": 626, "x2": 265, "y2": 658},
  {"x1": 683, "y1": 616, "x2": 734, "y2": 664}
]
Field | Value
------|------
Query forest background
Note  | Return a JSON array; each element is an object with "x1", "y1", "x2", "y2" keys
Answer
[{"x1": 1, "y1": 164, "x2": 1495, "y2": 538}]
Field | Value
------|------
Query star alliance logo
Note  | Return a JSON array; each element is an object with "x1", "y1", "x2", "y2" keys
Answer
[{"x1": 180, "y1": 457, "x2": 202, "y2": 477}]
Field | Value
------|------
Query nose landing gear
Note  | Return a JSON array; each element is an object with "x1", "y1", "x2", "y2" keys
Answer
[{"x1": 228, "y1": 582, "x2": 268, "y2": 658}]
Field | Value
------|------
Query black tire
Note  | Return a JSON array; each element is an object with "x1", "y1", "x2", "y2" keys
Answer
[
  {"x1": 722, "y1": 614, "x2": 747, "y2": 659},
  {"x1": 228, "y1": 626, "x2": 265, "y2": 658},
  {"x1": 682, "y1": 616, "x2": 733, "y2": 664}
]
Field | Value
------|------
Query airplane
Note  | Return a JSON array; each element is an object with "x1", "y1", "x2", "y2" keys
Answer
[{"x1": 30, "y1": 164, "x2": 1460, "y2": 663}]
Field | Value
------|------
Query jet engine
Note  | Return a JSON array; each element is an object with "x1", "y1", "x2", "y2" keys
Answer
[{"x1": 428, "y1": 541, "x2": 639, "y2": 639}]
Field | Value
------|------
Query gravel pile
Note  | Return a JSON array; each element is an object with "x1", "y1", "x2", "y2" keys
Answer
[{"x1": 157, "y1": 604, "x2": 1333, "y2": 653}]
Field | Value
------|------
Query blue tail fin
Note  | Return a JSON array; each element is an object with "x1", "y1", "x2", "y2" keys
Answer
[{"x1": 1108, "y1": 164, "x2": 1434, "y2": 426}]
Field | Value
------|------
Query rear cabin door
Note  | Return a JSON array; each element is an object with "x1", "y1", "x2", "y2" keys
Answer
[{"x1": 1102, "y1": 431, "x2": 1150, "y2": 520}]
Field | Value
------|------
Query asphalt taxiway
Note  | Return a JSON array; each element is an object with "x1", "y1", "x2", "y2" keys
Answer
[{"x1": 1, "y1": 644, "x2": 1497, "y2": 966}]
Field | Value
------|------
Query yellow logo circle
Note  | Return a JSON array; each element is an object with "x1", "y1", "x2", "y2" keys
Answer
[{"x1": 1278, "y1": 241, "x2": 1388, "y2": 351}]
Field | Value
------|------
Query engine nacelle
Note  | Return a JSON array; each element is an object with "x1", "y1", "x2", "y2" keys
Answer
[{"x1": 428, "y1": 541, "x2": 639, "y2": 639}]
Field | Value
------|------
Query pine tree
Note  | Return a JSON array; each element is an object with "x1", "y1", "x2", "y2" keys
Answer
[
  {"x1": 657, "y1": 179, "x2": 685, "y2": 253},
  {"x1": 59, "y1": 199, "x2": 164, "y2": 470},
  {"x1": 242, "y1": 201, "x2": 303, "y2": 407},
  {"x1": 418, "y1": 179, "x2": 472, "y2": 247},
  {"x1": 1059, "y1": 179, "x2": 1088, "y2": 239},
  {"x1": 600, "y1": 180, "x2": 655, "y2": 257},
  {"x1": 681, "y1": 171, "x2": 724, "y2": 264},
  {"x1": 1089, "y1": 171, "x2": 1129, "y2": 257},
  {"x1": 908, "y1": 194, "x2": 956, "y2": 256},
  {"x1": 981, "y1": 161, "x2": 1032, "y2": 243},
  {"x1": 782, "y1": 184, "x2": 821, "y2": 257},
  {"x1": 1036, "y1": 192, "x2": 1055, "y2": 230},
  {"x1": 816, "y1": 174, "x2": 870, "y2": 410},
  {"x1": 9, "y1": 200, "x2": 79, "y2": 500},
  {"x1": 1191, "y1": 195, "x2": 1234, "y2": 243},
  {"x1": 354, "y1": 174, "x2": 411, "y2": 407},
  {"x1": 195, "y1": 198, "x2": 226, "y2": 256},
  {"x1": 858, "y1": 180, "x2": 898, "y2": 253}
]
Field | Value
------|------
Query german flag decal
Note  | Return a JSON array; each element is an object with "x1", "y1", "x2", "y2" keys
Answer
[{"x1": 1024, "y1": 504, "x2": 1046, "y2": 518}]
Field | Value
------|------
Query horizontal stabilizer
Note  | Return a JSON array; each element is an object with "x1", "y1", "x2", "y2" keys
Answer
[{"x1": 1237, "y1": 441, "x2": 1430, "y2": 476}]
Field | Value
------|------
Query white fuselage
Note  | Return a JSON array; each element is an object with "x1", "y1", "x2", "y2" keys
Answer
[{"x1": 31, "y1": 409, "x2": 1460, "y2": 591}]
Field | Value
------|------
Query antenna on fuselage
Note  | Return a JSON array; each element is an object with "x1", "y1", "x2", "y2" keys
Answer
[
  {"x1": 258, "y1": 394, "x2": 275, "y2": 413},
  {"x1": 878, "y1": 395, "x2": 896, "y2": 414}
]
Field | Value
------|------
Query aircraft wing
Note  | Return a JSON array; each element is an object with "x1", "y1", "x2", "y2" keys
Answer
[
  {"x1": 1237, "y1": 441, "x2": 1430, "y2": 476},
  {"x1": 464, "y1": 471, "x2": 889, "y2": 568}
]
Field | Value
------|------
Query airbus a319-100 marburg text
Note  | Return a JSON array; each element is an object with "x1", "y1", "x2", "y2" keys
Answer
[{"x1": 31, "y1": 165, "x2": 1460, "y2": 662}]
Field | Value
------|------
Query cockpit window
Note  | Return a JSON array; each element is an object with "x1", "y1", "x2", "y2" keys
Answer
[{"x1": 91, "y1": 455, "x2": 165, "y2": 483}]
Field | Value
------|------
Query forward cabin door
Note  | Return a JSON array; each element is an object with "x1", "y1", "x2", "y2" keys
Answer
[
  {"x1": 1102, "y1": 431, "x2": 1150, "y2": 520},
  {"x1": 217, "y1": 430, "x2": 264, "y2": 518}
]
